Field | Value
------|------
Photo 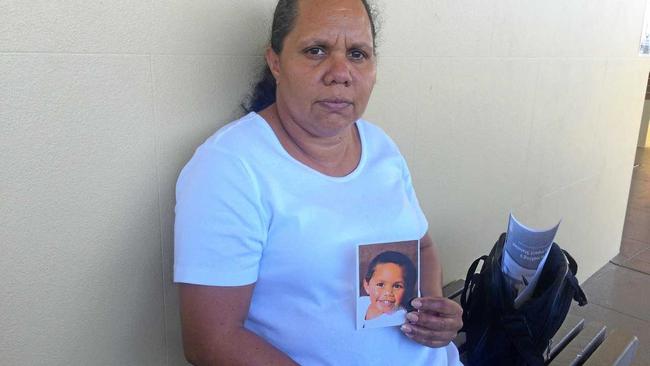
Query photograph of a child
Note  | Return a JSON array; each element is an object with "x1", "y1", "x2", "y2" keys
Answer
[{"x1": 356, "y1": 240, "x2": 419, "y2": 330}]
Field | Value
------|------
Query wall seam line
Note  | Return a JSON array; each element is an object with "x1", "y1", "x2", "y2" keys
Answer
[
  {"x1": 148, "y1": 53, "x2": 170, "y2": 366},
  {"x1": 519, "y1": 59, "x2": 543, "y2": 208}
]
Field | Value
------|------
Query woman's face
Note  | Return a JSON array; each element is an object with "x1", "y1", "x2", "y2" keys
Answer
[
  {"x1": 363, "y1": 263, "x2": 406, "y2": 314},
  {"x1": 266, "y1": 0, "x2": 376, "y2": 137}
]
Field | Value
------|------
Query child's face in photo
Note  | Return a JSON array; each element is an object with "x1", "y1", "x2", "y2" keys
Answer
[{"x1": 363, "y1": 263, "x2": 406, "y2": 314}]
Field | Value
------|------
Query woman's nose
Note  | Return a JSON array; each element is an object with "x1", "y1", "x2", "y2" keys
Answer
[{"x1": 323, "y1": 54, "x2": 352, "y2": 87}]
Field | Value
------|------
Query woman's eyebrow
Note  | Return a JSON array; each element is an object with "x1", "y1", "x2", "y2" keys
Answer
[
  {"x1": 348, "y1": 41, "x2": 372, "y2": 50},
  {"x1": 298, "y1": 38, "x2": 330, "y2": 47},
  {"x1": 298, "y1": 38, "x2": 373, "y2": 51}
]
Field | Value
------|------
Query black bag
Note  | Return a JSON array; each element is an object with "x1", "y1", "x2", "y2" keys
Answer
[{"x1": 459, "y1": 233, "x2": 588, "y2": 366}]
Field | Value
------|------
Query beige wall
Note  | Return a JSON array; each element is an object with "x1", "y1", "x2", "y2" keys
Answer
[{"x1": 2, "y1": 1, "x2": 650, "y2": 365}]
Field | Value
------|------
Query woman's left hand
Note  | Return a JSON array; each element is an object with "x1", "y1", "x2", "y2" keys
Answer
[{"x1": 400, "y1": 297, "x2": 463, "y2": 348}]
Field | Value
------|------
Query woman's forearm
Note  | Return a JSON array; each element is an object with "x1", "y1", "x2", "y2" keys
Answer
[
  {"x1": 184, "y1": 327, "x2": 297, "y2": 366},
  {"x1": 180, "y1": 284, "x2": 298, "y2": 366},
  {"x1": 420, "y1": 233, "x2": 443, "y2": 297}
]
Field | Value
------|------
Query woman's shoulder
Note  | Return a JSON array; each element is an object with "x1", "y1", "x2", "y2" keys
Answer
[
  {"x1": 202, "y1": 112, "x2": 270, "y2": 152},
  {"x1": 178, "y1": 113, "x2": 274, "y2": 184}
]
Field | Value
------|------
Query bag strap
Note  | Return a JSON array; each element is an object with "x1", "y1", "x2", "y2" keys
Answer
[
  {"x1": 488, "y1": 241, "x2": 521, "y2": 313},
  {"x1": 568, "y1": 275, "x2": 588, "y2": 306},
  {"x1": 460, "y1": 255, "x2": 488, "y2": 311},
  {"x1": 459, "y1": 255, "x2": 488, "y2": 352},
  {"x1": 562, "y1": 249, "x2": 588, "y2": 306},
  {"x1": 563, "y1": 249, "x2": 578, "y2": 276}
]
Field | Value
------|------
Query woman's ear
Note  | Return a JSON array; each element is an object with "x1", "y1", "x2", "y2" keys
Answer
[{"x1": 265, "y1": 47, "x2": 281, "y2": 81}]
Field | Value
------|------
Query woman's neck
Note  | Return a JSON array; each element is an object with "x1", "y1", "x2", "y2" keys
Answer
[{"x1": 259, "y1": 104, "x2": 361, "y2": 177}]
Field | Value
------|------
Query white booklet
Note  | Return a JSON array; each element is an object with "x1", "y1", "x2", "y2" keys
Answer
[{"x1": 501, "y1": 214, "x2": 560, "y2": 308}]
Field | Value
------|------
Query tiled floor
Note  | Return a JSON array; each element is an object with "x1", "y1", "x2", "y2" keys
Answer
[{"x1": 569, "y1": 147, "x2": 650, "y2": 366}]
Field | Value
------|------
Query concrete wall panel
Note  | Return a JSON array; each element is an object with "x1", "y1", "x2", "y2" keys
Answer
[{"x1": 0, "y1": 54, "x2": 165, "y2": 365}]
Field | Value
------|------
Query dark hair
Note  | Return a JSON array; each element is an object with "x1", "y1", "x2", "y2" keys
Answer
[
  {"x1": 242, "y1": 0, "x2": 378, "y2": 113},
  {"x1": 364, "y1": 251, "x2": 417, "y2": 309}
]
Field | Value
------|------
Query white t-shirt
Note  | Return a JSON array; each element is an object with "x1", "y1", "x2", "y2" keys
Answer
[{"x1": 174, "y1": 112, "x2": 461, "y2": 366}]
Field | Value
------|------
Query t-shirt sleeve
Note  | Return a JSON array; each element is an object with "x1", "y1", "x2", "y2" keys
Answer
[{"x1": 173, "y1": 145, "x2": 266, "y2": 286}]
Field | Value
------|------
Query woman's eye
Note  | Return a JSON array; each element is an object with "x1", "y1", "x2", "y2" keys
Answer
[
  {"x1": 306, "y1": 47, "x2": 325, "y2": 56},
  {"x1": 349, "y1": 50, "x2": 367, "y2": 60},
  {"x1": 394, "y1": 283, "x2": 404, "y2": 289},
  {"x1": 376, "y1": 282, "x2": 384, "y2": 288}
]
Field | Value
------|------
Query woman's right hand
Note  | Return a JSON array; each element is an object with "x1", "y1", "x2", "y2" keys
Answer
[{"x1": 400, "y1": 296, "x2": 463, "y2": 348}]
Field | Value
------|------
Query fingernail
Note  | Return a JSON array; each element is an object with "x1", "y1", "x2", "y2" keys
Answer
[
  {"x1": 411, "y1": 299, "x2": 422, "y2": 309},
  {"x1": 401, "y1": 324, "x2": 412, "y2": 333},
  {"x1": 406, "y1": 313, "x2": 419, "y2": 323}
]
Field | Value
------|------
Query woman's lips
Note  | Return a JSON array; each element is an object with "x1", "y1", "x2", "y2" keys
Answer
[{"x1": 317, "y1": 99, "x2": 353, "y2": 111}]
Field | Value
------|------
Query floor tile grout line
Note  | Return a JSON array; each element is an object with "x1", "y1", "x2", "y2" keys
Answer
[
  {"x1": 622, "y1": 237, "x2": 650, "y2": 246},
  {"x1": 627, "y1": 250, "x2": 650, "y2": 263},
  {"x1": 609, "y1": 260, "x2": 650, "y2": 277},
  {"x1": 621, "y1": 233, "x2": 650, "y2": 246},
  {"x1": 632, "y1": 247, "x2": 650, "y2": 258},
  {"x1": 580, "y1": 301, "x2": 650, "y2": 324},
  {"x1": 615, "y1": 247, "x2": 649, "y2": 260},
  {"x1": 621, "y1": 236, "x2": 650, "y2": 246}
]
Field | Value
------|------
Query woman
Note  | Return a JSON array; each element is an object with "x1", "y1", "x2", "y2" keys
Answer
[
  {"x1": 360, "y1": 251, "x2": 417, "y2": 329},
  {"x1": 174, "y1": 0, "x2": 463, "y2": 364}
]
